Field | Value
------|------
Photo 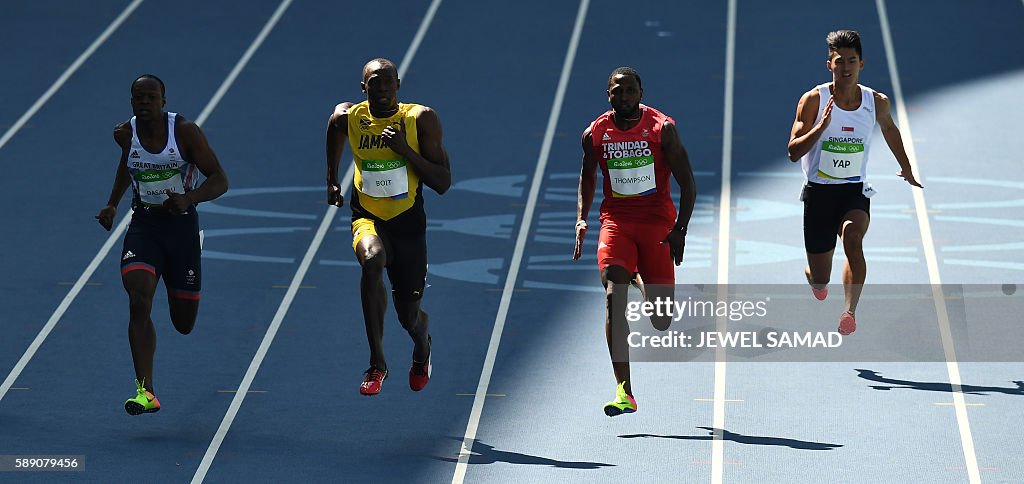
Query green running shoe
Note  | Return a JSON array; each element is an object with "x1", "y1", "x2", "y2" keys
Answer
[
  {"x1": 603, "y1": 381, "x2": 637, "y2": 417},
  {"x1": 124, "y1": 379, "x2": 160, "y2": 415}
]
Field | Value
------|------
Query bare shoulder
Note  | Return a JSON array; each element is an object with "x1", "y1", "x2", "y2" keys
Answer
[
  {"x1": 581, "y1": 125, "x2": 592, "y2": 142},
  {"x1": 334, "y1": 101, "x2": 356, "y2": 114},
  {"x1": 113, "y1": 121, "x2": 132, "y2": 147},
  {"x1": 872, "y1": 90, "x2": 891, "y2": 108},
  {"x1": 414, "y1": 105, "x2": 440, "y2": 124},
  {"x1": 412, "y1": 106, "x2": 442, "y2": 134},
  {"x1": 173, "y1": 114, "x2": 204, "y2": 141},
  {"x1": 800, "y1": 87, "x2": 821, "y2": 106},
  {"x1": 662, "y1": 119, "x2": 683, "y2": 149},
  {"x1": 794, "y1": 88, "x2": 823, "y2": 121},
  {"x1": 330, "y1": 102, "x2": 356, "y2": 125}
]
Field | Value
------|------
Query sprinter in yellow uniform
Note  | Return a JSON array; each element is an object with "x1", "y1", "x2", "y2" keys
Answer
[{"x1": 325, "y1": 58, "x2": 451, "y2": 396}]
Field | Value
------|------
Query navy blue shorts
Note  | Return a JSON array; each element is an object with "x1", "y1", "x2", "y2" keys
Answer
[{"x1": 120, "y1": 208, "x2": 202, "y2": 300}]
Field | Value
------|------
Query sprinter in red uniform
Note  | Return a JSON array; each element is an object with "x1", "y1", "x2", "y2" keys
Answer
[{"x1": 574, "y1": 67, "x2": 696, "y2": 416}]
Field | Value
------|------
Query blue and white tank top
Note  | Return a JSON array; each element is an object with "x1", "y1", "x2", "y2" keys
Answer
[{"x1": 126, "y1": 112, "x2": 197, "y2": 209}]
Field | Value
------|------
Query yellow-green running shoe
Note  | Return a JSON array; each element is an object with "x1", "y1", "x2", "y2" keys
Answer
[
  {"x1": 124, "y1": 379, "x2": 160, "y2": 415},
  {"x1": 603, "y1": 382, "x2": 637, "y2": 417}
]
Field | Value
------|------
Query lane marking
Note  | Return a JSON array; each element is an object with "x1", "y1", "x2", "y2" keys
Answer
[
  {"x1": 0, "y1": 0, "x2": 145, "y2": 405},
  {"x1": 712, "y1": 1, "x2": 737, "y2": 483},
  {"x1": 0, "y1": 0, "x2": 145, "y2": 152},
  {"x1": 451, "y1": 1, "x2": 590, "y2": 483},
  {"x1": 877, "y1": 1, "x2": 980, "y2": 482},
  {"x1": 190, "y1": 1, "x2": 440, "y2": 482}
]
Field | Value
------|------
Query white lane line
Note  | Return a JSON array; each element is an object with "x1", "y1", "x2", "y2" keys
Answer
[
  {"x1": 0, "y1": 0, "x2": 145, "y2": 152},
  {"x1": 451, "y1": 1, "x2": 590, "y2": 483},
  {"x1": 876, "y1": 1, "x2": 980, "y2": 483},
  {"x1": 711, "y1": 0, "x2": 737, "y2": 483},
  {"x1": 0, "y1": 0, "x2": 145, "y2": 404},
  {"x1": 190, "y1": 201, "x2": 341, "y2": 484},
  {"x1": 190, "y1": 0, "x2": 442, "y2": 482}
]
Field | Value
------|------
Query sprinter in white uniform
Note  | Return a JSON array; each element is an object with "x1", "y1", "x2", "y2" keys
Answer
[
  {"x1": 96, "y1": 74, "x2": 228, "y2": 415},
  {"x1": 787, "y1": 30, "x2": 922, "y2": 335}
]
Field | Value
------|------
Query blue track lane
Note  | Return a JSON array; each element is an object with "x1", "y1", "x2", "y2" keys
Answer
[
  {"x1": 0, "y1": 1, "x2": 1021, "y2": 482},
  {"x1": 465, "y1": 1, "x2": 726, "y2": 482}
]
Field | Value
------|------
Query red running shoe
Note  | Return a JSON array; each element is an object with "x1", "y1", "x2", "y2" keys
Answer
[
  {"x1": 409, "y1": 336, "x2": 432, "y2": 392},
  {"x1": 360, "y1": 367, "x2": 388, "y2": 396},
  {"x1": 838, "y1": 311, "x2": 856, "y2": 335}
]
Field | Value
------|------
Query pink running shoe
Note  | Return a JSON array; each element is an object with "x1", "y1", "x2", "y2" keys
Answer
[
  {"x1": 806, "y1": 272, "x2": 827, "y2": 300},
  {"x1": 838, "y1": 311, "x2": 856, "y2": 335},
  {"x1": 812, "y1": 287, "x2": 828, "y2": 301}
]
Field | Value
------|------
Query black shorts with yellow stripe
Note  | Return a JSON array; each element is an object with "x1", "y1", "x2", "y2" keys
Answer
[{"x1": 352, "y1": 213, "x2": 427, "y2": 297}]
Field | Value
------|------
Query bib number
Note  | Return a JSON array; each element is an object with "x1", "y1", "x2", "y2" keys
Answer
[
  {"x1": 608, "y1": 156, "x2": 656, "y2": 197},
  {"x1": 136, "y1": 169, "x2": 184, "y2": 206},
  {"x1": 817, "y1": 140, "x2": 864, "y2": 180},
  {"x1": 360, "y1": 159, "x2": 409, "y2": 199}
]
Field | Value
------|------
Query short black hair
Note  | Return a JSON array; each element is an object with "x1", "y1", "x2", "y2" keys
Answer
[
  {"x1": 826, "y1": 30, "x2": 862, "y2": 58},
  {"x1": 131, "y1": 74, "x2": 165, "y2": 96},
  {"x1": 608, "y1": 67, "x2": 641, "y2": 89},
  {"x1": 363, "y1": 58, "x2": 398, "y2": 80}
]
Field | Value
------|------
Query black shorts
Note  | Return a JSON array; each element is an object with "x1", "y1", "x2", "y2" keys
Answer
[
  {"x1": 801, "y1": 182, "x2": 870, "y2": 254},
  {"x1": 351, "y1": 217, "x2": 427, "y2": 298},
  {"x1": 120, "y1": 208, "x2": 202, "y2": 300}
]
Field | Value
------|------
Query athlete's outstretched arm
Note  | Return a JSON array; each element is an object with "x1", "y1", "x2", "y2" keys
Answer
[
  {"x1": 661, "y1": 121, "x2": 696, "y2": 266},
  {"x1": 326, "y1": 102, "x2": 355, "y2": 207},
  {"x1": 875, "y1": 92, "x2": 923, "y2": 188},
  {"x1": 96, "y1": 123, "x2": 134, "y2": 230},
  {"x1": 169, "y1": 116, "x2": 229, "y2": 213},
  {"x1": 787, "y1": 89, "x2": 832, "y2": 162},
  {"x1": 381, "y1": 107, "x2": 451, "y2": 195},
  {"x1": 574, "y1": 128, "x2": 597, "y2": 261}
]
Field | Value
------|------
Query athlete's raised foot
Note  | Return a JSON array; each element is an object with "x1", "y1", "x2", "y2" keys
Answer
[
  {"x1": 124, "y1": 379, "x2": 160, "y2": 415},
  {"x1": 360, "y1": 367, "x2": 388, "y2": 396},
  {"x1": 603, "y1": 382, "x2": 637, "y2": 417},
  {"x1": 409, "y1": 335, "x2": 432, "y2": 392},
  {"x1": 838, "y1": 311, "x2": 856, "y2": 336}
]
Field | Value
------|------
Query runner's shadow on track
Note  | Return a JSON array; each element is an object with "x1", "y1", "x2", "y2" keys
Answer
[
  {"x1": 620, "y1": 427, "x2": 842, "y2": 451},
  {"x1": 436, "y1": 438, "x2": 614, "y2": 469},
  {"x1": 856, "y1": 369, "x2": 1024, "y2": 396}
]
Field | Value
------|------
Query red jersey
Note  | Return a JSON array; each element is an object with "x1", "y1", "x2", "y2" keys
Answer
[{"x1": 589, "y1": 104, "x2": 677, "y2": 225}]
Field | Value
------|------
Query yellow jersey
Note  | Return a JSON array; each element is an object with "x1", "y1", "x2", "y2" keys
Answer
[{"x1": 347, "y1": 101, "x2": 424, "y2": 222}]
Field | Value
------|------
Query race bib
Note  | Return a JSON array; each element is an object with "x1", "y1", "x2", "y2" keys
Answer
[
  {"x1": 817, "y1": 140, "x2": 864, "y2": 180},
  {"x1": 608, "y1": 156, "x2": 656, "y2": 197},
  {"x1": 136, "y1": 169, "x2": 185, "y2": 206},
  {"x1": 360, "y1": 159, "x2": 409, "y2": 199}
]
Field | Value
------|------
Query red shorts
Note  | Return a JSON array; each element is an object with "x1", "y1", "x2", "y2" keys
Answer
[{"x1": 597, "y1": 219, "x2": 674, "y2": 285}]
